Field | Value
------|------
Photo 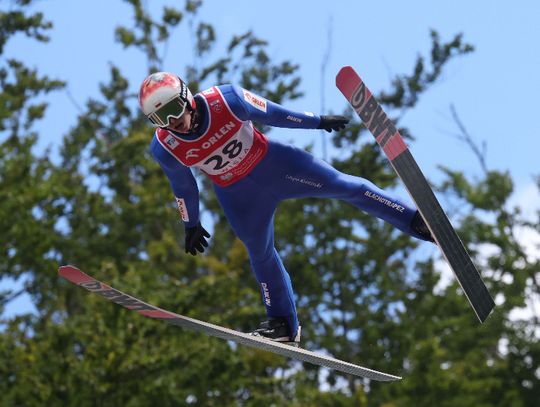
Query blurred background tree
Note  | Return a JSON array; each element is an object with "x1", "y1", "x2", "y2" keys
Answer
[{"x1": 1, "y1": 0, "x2": 538, "y2": 406}]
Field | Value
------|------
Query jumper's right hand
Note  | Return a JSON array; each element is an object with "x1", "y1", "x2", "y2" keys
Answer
[
  {"x1": 184, "y1": 222, "x2": 211, "y2": 256},
  {"x1": 317, "y1": 115, "x2": 349, "y2": 132}
]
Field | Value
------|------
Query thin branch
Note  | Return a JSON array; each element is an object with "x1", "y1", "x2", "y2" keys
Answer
[
  {"x1": 0, "y1": 287, "x2": 27, "y2": 307},
  {"x1": 449, "y1": 104, "x2": 488, "y2": 174},
  {"x1": 65, "y1": 88, "x2": 84, "y2": 113},
  {"x1": 320, "y1": 16, "x2": 333, "y2": 161}
]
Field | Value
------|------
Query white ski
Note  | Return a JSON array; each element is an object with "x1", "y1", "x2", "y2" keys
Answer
[{"x1": 59, "y1": 265, "x2": 401, "y2": 381}]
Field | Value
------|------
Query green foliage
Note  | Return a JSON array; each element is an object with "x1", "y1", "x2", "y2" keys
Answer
[
  {"x1": 385, "y1": 166, "x2": 540, "y2": 407},
  {"x1": 0, "y1": 58, "x2": 64, "y2": 134},
  {"x1": 115, "y1": 0, "x2": 184, "y2": 71},
  {"x1": 380, "y1": 30, "x2": 474, "y2": 109},
  {"x1": 1, "y1": 1, "x2": 539, "y2": 406},
  {"x1": 0, "y1": 0, "x2": 52, "y2": 53}
]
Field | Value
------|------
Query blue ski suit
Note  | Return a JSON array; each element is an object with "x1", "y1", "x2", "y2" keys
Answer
[{"x1": 151, "y1": 84, "x2": 423, "y2": 338}]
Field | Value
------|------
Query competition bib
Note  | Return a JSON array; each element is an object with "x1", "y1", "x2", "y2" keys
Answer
[{"x1": 156, "y1": 86, "x2": 268, "y2": 186}]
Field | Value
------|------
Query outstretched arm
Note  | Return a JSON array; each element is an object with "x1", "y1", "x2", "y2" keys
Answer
[{"x1": 222, "y1": 85, "x2": 347, "y2": 131}]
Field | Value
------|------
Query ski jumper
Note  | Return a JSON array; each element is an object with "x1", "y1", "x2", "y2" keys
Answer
[{"x1": 151, "y1": 84, "x2": 423, "y2": 337}]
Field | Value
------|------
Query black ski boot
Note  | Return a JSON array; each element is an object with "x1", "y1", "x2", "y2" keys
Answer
[
  {"x1": 410, "y1": 211, "x2": 435, "y2": 242},
  {"x1": 250, "y1": 317, "x2": 301, "y2": 346}
]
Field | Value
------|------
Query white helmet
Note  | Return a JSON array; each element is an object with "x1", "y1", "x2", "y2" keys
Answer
[{"x1": 138, "y1": 72, "x2": 196, "y2": 127}]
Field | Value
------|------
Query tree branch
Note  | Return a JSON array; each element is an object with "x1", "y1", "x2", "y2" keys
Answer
[
  {"x1": 449, "y1": 104, "x2": 488, "y2": 173},
  {"x1": 0, "y1": 287, "x2": 27, "y2": 307}
]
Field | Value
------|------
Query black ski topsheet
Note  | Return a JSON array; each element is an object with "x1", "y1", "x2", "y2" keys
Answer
[
  {"x1": 336, "y1": 66, "x2": 494, "y2": 323},
  {"x1": 59, "y1": 265, "x2": 401, "y2": 381}
]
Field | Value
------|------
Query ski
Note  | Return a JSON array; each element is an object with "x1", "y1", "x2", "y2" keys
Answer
[
  {"x1": 336, "y1": 66, "x2": 495, "y2": 323},
  {"x1": 58, "y1": 265, "x2": 401, "y2": 381}
]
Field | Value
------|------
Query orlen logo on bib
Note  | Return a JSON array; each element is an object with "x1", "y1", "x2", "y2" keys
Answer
[{"x1": 242, "y1": 89, "x2": 267, "y2": 112}]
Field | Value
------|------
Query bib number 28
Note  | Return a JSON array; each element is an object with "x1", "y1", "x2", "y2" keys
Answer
[{"x1": 203, "y1": 140, "x2": 243, "y2": 171}]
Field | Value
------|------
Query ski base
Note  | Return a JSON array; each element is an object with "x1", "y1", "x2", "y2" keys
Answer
[{"x1": 59, "y1": 265, "x2": 401, "y2": 382}]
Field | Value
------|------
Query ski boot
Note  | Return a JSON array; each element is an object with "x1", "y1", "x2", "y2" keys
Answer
[
  {"x1": 250, "y1": 317, "x2": 301, "y2": 347},
  {"x1": 410, "y1": 210, "x2": 435, "y2": 242}
]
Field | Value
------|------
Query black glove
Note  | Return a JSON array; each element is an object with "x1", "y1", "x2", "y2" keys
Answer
[
  {"x1": 317, "y1": 115, "x2": 349, "y2": 133},
  {"x1": 184, "y1": 222, "x2": 211, "y2": 256}
]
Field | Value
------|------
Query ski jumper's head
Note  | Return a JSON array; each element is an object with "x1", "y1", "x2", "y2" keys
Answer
[{"x1": 138, "y1": 72, "x2": 197, "y2": 133}]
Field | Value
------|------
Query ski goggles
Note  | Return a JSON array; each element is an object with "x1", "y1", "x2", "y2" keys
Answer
[{"x1": 147, "y1": 95, "x2": 187, "y2": 128}]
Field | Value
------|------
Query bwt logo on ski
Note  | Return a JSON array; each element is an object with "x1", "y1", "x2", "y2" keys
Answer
[
  {"x1": 351, "y1": 83, "x2": 398, "y2": 148},
  {"x1": 80, "y1": 281, "x2": 154, "y2": 311}
]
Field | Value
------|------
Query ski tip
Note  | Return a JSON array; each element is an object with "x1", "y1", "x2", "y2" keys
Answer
[
  {"x1": 336, "y1": 66, "x2": 362, "y2": 100},
  {"x1": 58, "y1": 264, "x2": 78, "y2": 275},
  {"x1": 335, "y1": 65, "x2": 356, "y2": 83},
  {"x1": 58, "y1": 265, "x2": 93, "y2": 285}
]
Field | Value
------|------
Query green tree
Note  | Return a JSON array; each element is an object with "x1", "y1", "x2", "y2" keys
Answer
[
  {"x1": 2, "y1": 1, "x2": 539, "y2": 406},
  {"x1": 2, "y1": 1, "x2": 306, "y2": 405}
]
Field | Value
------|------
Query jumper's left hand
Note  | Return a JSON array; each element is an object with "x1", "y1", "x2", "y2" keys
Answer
[
  {"x1": 184, "y1": 222, "x2": 211, "y2": 256},
  {"x1": 317, "y1": 115, "x2": 349, "y2": 132}
]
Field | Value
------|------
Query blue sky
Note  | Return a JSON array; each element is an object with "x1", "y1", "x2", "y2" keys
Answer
[
  {"x1": 6, "y1": 1, "x2": 540, "y2": 184},
  {"x1": 3, "y1": 0, "x2": 540, "y2": 317}
]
